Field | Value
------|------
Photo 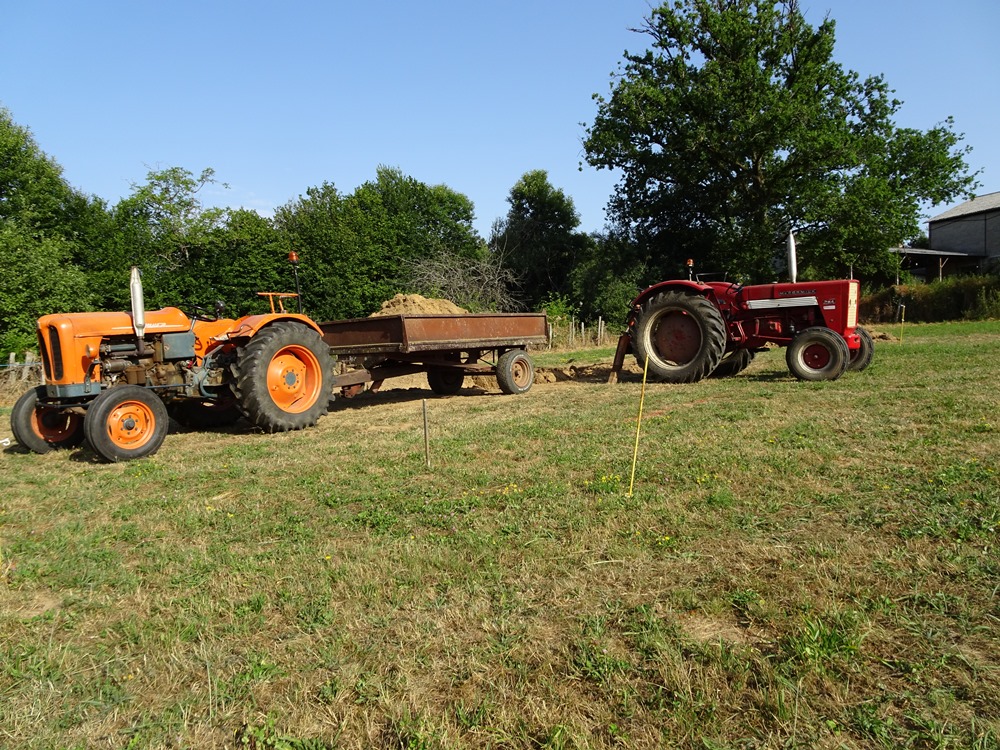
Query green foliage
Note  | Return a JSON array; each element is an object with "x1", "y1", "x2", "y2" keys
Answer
[
  {"x1": 861, "y1": 275, "x2": 1000, "y2": 323},
  {"x1": 275, "y1": 168, "x2": 485, "y2": 321},
  {"x1": 584, "y1": 0, "x2": 977, "y2": 283},
  {"x1": 493, "y1": 170, "x2": 596, "y2": 308},
  {"x1": 0, "y1": 226, "x2": 94, "y2": 355},
  {"x1": 570, "y1": 230, "x2": 646, "y2": 323},
  {"x1": 0, "y1": 109, "x2": 102, "y2": 357}
]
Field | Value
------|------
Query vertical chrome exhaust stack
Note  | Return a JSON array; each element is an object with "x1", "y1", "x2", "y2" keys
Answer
[
  {"x1": 130, "y1": 267, "x2": 147, "y2": 355},
  {"x1": 786, "y1": 230, "x2": 798, "y2": 284}
]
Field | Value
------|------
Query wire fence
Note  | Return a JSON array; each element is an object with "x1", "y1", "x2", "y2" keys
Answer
[{"x1": 2, "y1": 352, "x2": 42, "y2": 386}]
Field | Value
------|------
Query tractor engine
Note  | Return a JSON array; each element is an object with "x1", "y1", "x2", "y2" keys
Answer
[{"x1": 35, "y1": 308, "x2": 231, "y2": 401}]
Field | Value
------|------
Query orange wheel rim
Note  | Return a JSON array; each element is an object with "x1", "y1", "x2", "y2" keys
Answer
[
  {"x1": 267, "y1": 345, "x2": 322, "y2": 413},
  {"x1": 106, "y1": 400, "x2": 157, "y2": 449},
  {"x1": 32, "y1": 407, "x2": 81, "y2": 443}
]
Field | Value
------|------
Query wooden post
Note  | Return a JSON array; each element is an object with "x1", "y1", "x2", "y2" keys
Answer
[
  {"x1": 422, "y1": 399, "x2": 431, "y2": 469},
  {"x1": 22, "y1": 352, "x2": 36, "y2": 381}
]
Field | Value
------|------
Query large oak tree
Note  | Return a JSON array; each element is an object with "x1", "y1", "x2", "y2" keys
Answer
[{"x1": 584, "y1": 0, "x2": 977, "y2": 283}]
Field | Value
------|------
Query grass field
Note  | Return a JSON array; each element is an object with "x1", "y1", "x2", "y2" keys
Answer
[{"x1": 1, "y1": 322, "x2": 998, "y2": 749}]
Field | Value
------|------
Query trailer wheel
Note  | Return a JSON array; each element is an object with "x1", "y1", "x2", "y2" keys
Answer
[
  {"x1": 168, "y1": 396, "x2": 243, "y2": 429},
  {"x1": 710, "y1": 348, "x2": 755, "y2": 378},
  {"x1": 847, "y1": 326, "x2": 875, "y2": 372},
  {"x1": 427, "y1": 368, "x2": 464, "y2": 395},
  {"x1": 786, "y1": 327, "x2": 850, "y2": 381},
  {"x1": 496, "y1": 350, "x2": 534, "y2": 395},
  {"x1": 83, "y1": 385, "x2": 169, "y2": 462},
  {"x1": 233, "y1": 322, "x2": 333, "y2": 432},
  {"x1": 10, "y1": 385, "x2": 85, "y2": 454},
  {"x1": 633, "y1": 291, "x2": 726, "y2": 383}
]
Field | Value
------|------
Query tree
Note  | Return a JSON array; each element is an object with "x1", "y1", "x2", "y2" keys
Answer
[
  {"x1": 275, "y1": 168, "x2": 486, "y2": 320},
  {"x1": 493, "y1": 170, "x2": 594, "y2": 308},
  {"x1": 584, "y1": 0, "x2": 978, "y2": 283},
  {"x1": 0, "y1": 108, "x2": 102, "y2": 356},
  {"x1": 82, "y1": 166, "x2": 228, "y2": 310}
]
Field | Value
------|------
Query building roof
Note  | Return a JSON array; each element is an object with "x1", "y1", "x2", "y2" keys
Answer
[
  {"x1": 929, "y1": 191, "x2": 1000, "y2": 223},
  {"x1": 890, "y1": 246, "x2": 983, "y2": 258}
]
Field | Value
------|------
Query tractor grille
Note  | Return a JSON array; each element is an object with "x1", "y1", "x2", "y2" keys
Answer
[{"x1": 45, "y1": 325, "x2": 64, "y2": 380}]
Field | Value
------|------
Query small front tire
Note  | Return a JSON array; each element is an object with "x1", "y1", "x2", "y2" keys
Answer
[
  {"x1": 786, "y1": 327, "x2": 850, "y2": 381},
  {"x1": 847, "y1": 326, "x2": 875, "y2": 372},
  {"x1": 10, "y1": 386, "x2": 85, "y2": 454},
  {"x1": 84, "y1": 385, "x2": 169, "y2": 462}
]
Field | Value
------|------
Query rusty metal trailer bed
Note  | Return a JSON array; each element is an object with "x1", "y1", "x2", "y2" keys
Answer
[{"x1": 318, "y1": 313, "x2": 548, "y2": 397}]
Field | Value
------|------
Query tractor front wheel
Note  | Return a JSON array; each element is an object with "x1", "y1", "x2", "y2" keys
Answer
[
  {"x1": 232, "y1": 322, "x2": 334, "y2": 432},
  {"x1": 632, "y1": 291, "x2": 727, "y2": 383},
  {"x1": 786, "y1": 327, "x2": 850, "y2": 381},
  {"x1": 847, "y1": 326, "x2": 875, "y2": 372},
  {"x1": 83, "y1": 385, "x2": 169, "y2": 462},
  {"x1": 10, "y1": 386, "x2": 85, "y2": 454}
]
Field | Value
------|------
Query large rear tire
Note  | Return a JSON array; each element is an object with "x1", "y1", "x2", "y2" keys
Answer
[
  {"x1": 710, "y1": 348, "x2": 755, "y2": 379},
  {"x1": 83, "y1": 385, "x2": 169, "y2": 462},
  {"x1": 232, "y1": 322, "x2": 333, "y2": 432},
  {"x1": 10, "y1": 385, "x2": 85, "y2": 454},
  {"x1": 168, "y1": 396, "x2": 243, "y2": 429},
  {"x1": 786, "y1": 327, "x2": 850, "y2": 381},
  {"x1": 847, "y1": 326, "x2": 875, "y2": 372},
  {"x1": 632, "y1": 291, "x2": 727, "y2": 383}
]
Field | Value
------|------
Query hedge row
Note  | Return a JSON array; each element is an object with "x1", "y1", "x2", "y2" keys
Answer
[{"x1": 860, "y1": 275, "x2": 1000, "y2": 323}]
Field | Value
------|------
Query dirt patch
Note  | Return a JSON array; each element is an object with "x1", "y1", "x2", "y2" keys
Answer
[
  {"x1": 864, "y1": 327, "x2": 896, "y2": 342},
  {"x1": 371, "y1": 294, "x2": 468, "y2": 317}
]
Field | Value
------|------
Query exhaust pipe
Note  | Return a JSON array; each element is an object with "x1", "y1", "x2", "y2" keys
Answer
[
  {"x1": 786, "y1": 230, "x2": 798, "y2": 284},
  {"x1": 130, "y1": 267, "x2": 147, "y2": 355}
]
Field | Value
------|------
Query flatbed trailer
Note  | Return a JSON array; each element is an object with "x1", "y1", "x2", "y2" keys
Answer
[{"x1": 319, "y1": 313, "x2": 548, "y2": 396}]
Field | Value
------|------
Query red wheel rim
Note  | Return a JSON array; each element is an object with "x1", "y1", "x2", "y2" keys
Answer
[
  {"x1": 801, "y1": 343, "x2": 832, "y2": 370},
  {"x1": 653, "y1": 311, "x2": 702, "y2": 365}
]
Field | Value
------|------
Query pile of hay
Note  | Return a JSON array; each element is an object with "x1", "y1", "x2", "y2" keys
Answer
[{"x1": 371, "y1": 294, "x2": 467, "y2": 317}]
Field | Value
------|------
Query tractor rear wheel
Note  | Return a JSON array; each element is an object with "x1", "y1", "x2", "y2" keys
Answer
[
  {"x1": 786, "y1": 327, "x2": 850, "y2": 381},
  {"x1": 83, "y1": 385, "x2": 169, "y2": 462},
  {"x1": 168, "y1": 396, "x2": 243, "y2": 429},
  {"x1": 632, "y1": 291, "x2": 726, "y2": 383},
  {"x1": 847, "y1": 326, "x2": 875, "y2": 372},
  {"x1": 710, "y1": 348, "x2": 755, "y2": 379},
  {"x1": 496, "y1": 349, "x2": 534, "y2": 394},
  {"x1": 427, "y1": 368, "x2": 464, "y2": 395},
  {"x1": 232, "y1": 322, "x2": 333, "y2": 432},
  {"x1": 10, "y1": 385, "x2": 85, "y2": 454}
]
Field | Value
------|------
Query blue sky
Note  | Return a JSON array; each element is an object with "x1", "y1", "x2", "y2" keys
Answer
[{"x1": 3, "y1": 1, "x2": 996, "y2": 238}]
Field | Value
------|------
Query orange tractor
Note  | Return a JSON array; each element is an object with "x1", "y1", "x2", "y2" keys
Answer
[
  {"x1": 11, "y1": 268, "x2": 548, "y2": 462},
  {"x1": 11, "y1": 269, "x2": 333, "y2": 462}
]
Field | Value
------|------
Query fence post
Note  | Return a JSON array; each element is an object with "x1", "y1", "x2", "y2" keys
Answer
[{"x1": 22, "y1": 351, "x2": 35, "y2": 381}]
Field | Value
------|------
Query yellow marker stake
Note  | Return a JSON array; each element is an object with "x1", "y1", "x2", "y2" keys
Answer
[{"x1": 628, "y1": 353, "x2": 650, "y2": 497}]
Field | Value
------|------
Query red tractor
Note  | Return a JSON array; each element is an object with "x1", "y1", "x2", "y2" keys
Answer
[{"x1": 610, "y1": 261, "x2": 874, "y2": 384}]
